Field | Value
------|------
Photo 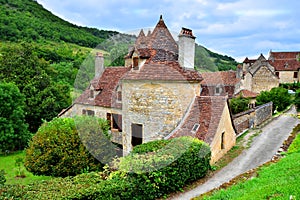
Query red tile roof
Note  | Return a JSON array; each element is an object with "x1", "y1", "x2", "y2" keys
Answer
[
  {"x1": 169, "y1": 96, "x2": 229, "y2": 144},
  {"x1": 236, "y1": 89, "x2": 258, "y2": 98},
  {"x1": 243, "y1": 57, "x2": 257, "y2": 64},
  {"x1": 75, "y1": 67, "x2": 130, "y2": 108},
  {"x1": 123, "y1": 61, "x2": 202, "y2": 82},
  {"x1": 201, "y1": 71, "x2": 240, "y2": 86},
  {"x1": 269, "y1": 51, "x2": 300, "y2": 71}
]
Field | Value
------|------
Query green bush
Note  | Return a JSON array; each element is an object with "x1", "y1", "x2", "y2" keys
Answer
[
  {"x1": 131, "y1": 139, "x2": 171, "y2": 154},
  {"x1": 288, "y1": 134, "x2": 300, "y2": 154},
  {"x1": 3, "y1": 137, "x2": 211, "y2": 199},
  {"x1": 256, "y1": 87, "x2": 292, "y2": 112},
  {"x1": 229, "y1": 95, "x2": 250, "y2": 115},
  {"x1": 24, "y1": 116, "x2": 110, "y2": 177}
]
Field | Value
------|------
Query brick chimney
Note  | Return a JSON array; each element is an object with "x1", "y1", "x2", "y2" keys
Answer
[
  {"x1": 95, "y1": 52, "x2": 104, "y2": 77},
  {"x1": 178, "y1": 27, "x2": 196, "y2": 69}
]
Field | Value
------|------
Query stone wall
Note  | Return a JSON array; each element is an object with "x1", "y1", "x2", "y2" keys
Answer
[
  {"x1": 233, "y1": 102, "x2": 273, "y2": 135},
  {"x1": 277, "y1": 71, "x2": 298, "y2": 83},
  {"x1": 252, "y1": 66, "x2": 279, "y2": 93},
  {"x1": 122, "y1": 80, "x2": 201, "y2": 154}
]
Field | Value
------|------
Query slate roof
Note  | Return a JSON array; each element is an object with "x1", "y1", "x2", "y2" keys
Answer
[
  {"x1": 169, "y1": 96, "x2": 228, "y2": 144},
  {"x1": 75, "y1": 67, "x2": 130, "y2": 108},
  {"x1": 124, "y1": 61, "x2": 202, "y2": 82},
  {"x1": 269, "y1": 51, "x2": 300, "y2": 71},
  {"x1": 201, "y1": 71, "x2": 240, "y2": 86}
]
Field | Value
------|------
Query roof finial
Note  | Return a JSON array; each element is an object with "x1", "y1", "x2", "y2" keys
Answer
[{"x1": 160, "y1": 15, "x2": 163, "y2": 20}]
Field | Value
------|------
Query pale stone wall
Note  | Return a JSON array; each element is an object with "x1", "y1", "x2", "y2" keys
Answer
[
  {"x1": 277, "y1": 71, "x2": 298, "y2": 83},
  {"x1": 122, "y1": 80, "x2": 201, "y2": 154},
  {"x1": 241, "y1": 73, "x2": 252, "y2": 91},
  {"x1": 254, "y1": 102, "x2": 273, "y2": 126},
  {"x1": 60, "y1": 104, "x2": 123, "y2": 144},
  {"x1": 252, "y1": 66, "x2": 279, "y2": 93},
  {"x1": 209, "y1": 104, "x2": 236, "y2": 164}
]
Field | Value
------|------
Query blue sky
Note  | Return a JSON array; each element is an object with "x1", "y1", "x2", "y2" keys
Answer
[{"x1": 37, "y1": 0, "x2": 300, "y2": 62}]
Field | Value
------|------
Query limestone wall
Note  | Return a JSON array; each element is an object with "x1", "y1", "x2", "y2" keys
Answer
[
  {"x1": 233, "y1": 102, "x2": 273, "y2": 135},
  {"x1": 122, "y1": 80, "x2": 201, "y2": 154},
  {"x1": 252, "y1": 66, "x2": 279, "y2": 93},
  {"x1": 277, "y1": 71, "x2": 298, "y2": 83},
  {"x1": 209, "y1": 104, "x2": 236, "y2": 164}
]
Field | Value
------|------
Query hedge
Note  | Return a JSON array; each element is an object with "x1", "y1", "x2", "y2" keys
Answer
[{"x1": 1, "y1": 136, "x2": 211, "y2": 199}]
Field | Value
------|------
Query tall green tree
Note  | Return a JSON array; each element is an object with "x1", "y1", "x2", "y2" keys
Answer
[
  {"x1": 0, "y1": 43, "x2": 71, "y2": 132},
  {"x1": 0, "y1": 82, "x2": 31, "y2": 151}
]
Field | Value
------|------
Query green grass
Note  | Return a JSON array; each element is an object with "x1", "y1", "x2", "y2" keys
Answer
[
  {"x1": 195, "y1": 132, "x2": 300, "y2": 200},
  {"x1": 0, "y1": 151, "x2": 51, "y2": 185}
]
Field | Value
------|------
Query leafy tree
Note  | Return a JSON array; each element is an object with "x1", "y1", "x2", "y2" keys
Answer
[
  {"x1": 0, "y1": 82, "x2": 31, "y2": 151},
  {"x1": 294, "y1": 89, "x2": 300, "y2": 111},
  {"x1": 256, "y1": 87, "x2": 292, "y2": 112},
  {"x1": 24, "y1": 116, "x2": 110, "y2": 177},
  {"x1": 0, "y1": 43, "x2": 71, "y2": 132},
  {"x1": 229, "y1": 95, "x2": 250, "y2": 115}
]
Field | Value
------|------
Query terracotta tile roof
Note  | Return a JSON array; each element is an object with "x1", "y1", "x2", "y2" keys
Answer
[
  {"x1": 170, "y1": 96, "x2": 228, "y2": 144},
  {"x1": 123, "y1": 61, "x2": 202, "y2": 81},
  {"x1": 201, "y1": 71, "x2": 240, "y2": 86},
  {"x1": 75, "y1": 67, "x2": 130, "y2": 108},
  {"x1": 243, "y1": 57, "x2": 257, "y2": 64},
  {"x1": 236, "y1": 89, "x2": 258, "y2": 98},
  {"x1": 269, "y1": 51, "x2": 300, "y2": 71}
]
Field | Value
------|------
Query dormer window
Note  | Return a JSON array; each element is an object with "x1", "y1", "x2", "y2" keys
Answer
[
  {"x1": 133, "y1": 57, "x2": 139, "y2": 70},
  {"x1": 215, "y1": 86, "x2": 221, "y2": 95},
  {"x1": 90, "y1": 90, "x2": 94, "y2": 98},
  {"x1": 116, "y1": 86, "x2": 122, "y2": 102},
  {"x1": 284, "y1": 62, "x2": 289, "y2": 68}
]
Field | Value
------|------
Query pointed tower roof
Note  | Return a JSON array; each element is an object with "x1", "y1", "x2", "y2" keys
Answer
[{"x1": 147, "y1": 15, "x2": 178, "y2": 62}]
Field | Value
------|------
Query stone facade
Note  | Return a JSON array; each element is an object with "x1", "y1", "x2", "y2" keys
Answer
[
  {"x1": 276, "y1": 71, "x2": 299, "y2": 83},
  {"x1": 122, "y1": 80, "x2": 200, "y2": 154}
]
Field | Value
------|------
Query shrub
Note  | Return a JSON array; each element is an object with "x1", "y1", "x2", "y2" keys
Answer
[
  {"x1": 288, "y1": 134, "x2": 300, "y2": 154},
  {"x1": 24, "y1": 116, "x2": 110, "y2": 177},
  {"x1": 3, "y1": 137, "x2": 211, "y2": 200},
  {"x1": 229, "y1": 95, "x2": 250, "y2": 115},
  {"x1": 256, "y1": 87, "x2": 292, "y2": 112},
  {"x1": 0, "y1": 170, "x2": 6, "y2": 186},
  {"x1": 131, "y1": 139, "x2": 171, "y2": 154}
]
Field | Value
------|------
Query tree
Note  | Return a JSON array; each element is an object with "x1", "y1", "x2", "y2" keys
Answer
[
  {"x1": 256, "y1": 87, "x2": 292, "y2": 112},
  {"x1": 0, "y1": 82, "x2": 31, "y2": 151},
  {"x1": 229, "y1": 95, "x2": 250, "y2": 115},
  {"x1": 0, "y1": 43, "x2": 72, "y2": 132}
]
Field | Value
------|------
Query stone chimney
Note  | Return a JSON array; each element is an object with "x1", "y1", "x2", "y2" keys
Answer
[
  {"x1": 178, "y1": 27, "x2": 196, "y2": 69},
  {"x1": 95, "y1": 52, "x2": 104, "y2": 77}
]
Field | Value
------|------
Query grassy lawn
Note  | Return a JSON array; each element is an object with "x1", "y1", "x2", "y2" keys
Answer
[
  {"x1": 0, "y1": 151, "x2": 51, "y2": 185},
  {"x1": 195, "y1": 132, "x2": 300, "y2": 200}
]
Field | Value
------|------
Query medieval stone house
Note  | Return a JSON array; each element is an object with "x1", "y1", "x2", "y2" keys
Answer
[{"x1": 60, "y1": 16, "x2": 236, "y2": 163}]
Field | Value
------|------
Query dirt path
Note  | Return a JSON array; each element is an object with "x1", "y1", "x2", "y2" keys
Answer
[{"x1": 171, "y1": 107, "x2": 299, "y2": 200}]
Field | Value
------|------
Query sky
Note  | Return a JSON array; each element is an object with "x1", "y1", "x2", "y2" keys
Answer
[{"x1": 37, "y1": 0, "x2": 300, "y2": 62}]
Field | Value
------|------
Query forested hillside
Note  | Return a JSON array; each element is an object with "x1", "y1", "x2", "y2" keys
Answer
[{"x1": 0, "y1": 0, "x2": 238, "y2": 143}]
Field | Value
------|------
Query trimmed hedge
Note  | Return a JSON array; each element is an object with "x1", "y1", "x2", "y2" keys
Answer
[
  {"x1": 24, "y1": 116, "x2": 109, "y2": 177},
  {"x1": 1, "y1": 137, "x2": 211, "y2": 199}
]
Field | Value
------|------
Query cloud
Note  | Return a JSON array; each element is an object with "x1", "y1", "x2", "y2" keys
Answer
[{"x1": 37, "y1": 0, "x2": 300, "y2": 61}]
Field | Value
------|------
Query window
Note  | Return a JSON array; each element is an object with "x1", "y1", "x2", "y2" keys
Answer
[
  {"x1": 107, "y1": 113, "x2": 122, "y2": 132},
  {"x1": 221, "y1": 132, "x2": 225, "y2": 150},
  {"x1": 275, "y1": 72, "x2": 279, "y2": 77},
  {"x1": 215, "y1": 86, "x2": 221, "y2": 95},
  {"x1": 131, "y1": 123, "x2": 143, "y2": 147},
  {"x1": 89, "y1": 90, "x2": 94, "y2": 98},
  {"x1": 116, "y1": 86, "x2": 122, "y2": 102},
  {"x1": 82, "y1": 109, "x2": 94, "y2": 116},
  {"x1": 294, "y1": 72, "x2": 298, "y2": 79},
  {"x1": 191, "y1": 124, "x2": 200, "y2": 133},
  {"x1": 133, "y1": 57, "x2": 139, "y2": 70}
]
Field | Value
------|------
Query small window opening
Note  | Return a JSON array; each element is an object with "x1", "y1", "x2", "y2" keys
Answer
[
  {"x1": 221, "y1": 132, "x2": 225, "y2": 149},
  {"x1": 294, "y1": 72, "x2": 298, "y2": 79},
  {"x1": 191, "y1": 124, "x2": 200, "y2": 133},
  {"x1": 133, "y1": 57, "x2": 139, "y2": 70},
  {"x1": 275, "y1": 72, "x2": 279, "y2": 77},
  {"x1": 90, "y1": 90, "x2": 94, "y2": 98}
]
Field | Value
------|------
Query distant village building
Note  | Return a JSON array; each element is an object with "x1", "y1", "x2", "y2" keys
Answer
[{"x1": 59, "y1": 16, "x2": 236, "y2": 164}]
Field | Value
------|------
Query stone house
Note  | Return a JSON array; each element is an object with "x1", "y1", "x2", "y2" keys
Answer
[
  {"x1": 268, "y1": 51, "x2": 300, "y2": 83},
  {"x1": 239, "y1": 54, "x2": 279, "y2": 94},
  {"x1": 60, "y1": 16, "x2": 236, "y2": 163}
]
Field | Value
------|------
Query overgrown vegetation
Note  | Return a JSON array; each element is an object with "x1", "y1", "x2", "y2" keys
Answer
[
  {"x1": 256, "y1": 87, "x2": 292, "y2": 112},
  {"x1": 1, "y1": 137, "x2": 211, "y2": 199},
  {"x1": 24, "y1": 117, "x2": 110, "y2": 177},
  {"x1": 229, "y1": 95, "x2": 250, "y2": 115}
]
